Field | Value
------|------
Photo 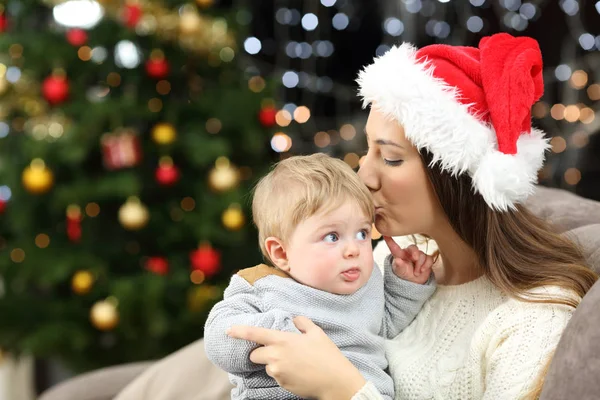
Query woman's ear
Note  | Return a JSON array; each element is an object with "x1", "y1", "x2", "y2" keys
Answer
[{"x1": 264, "y1": 237, "x2": 290, "y2": 271}]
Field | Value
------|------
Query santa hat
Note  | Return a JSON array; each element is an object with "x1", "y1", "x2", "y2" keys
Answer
[{"x1": 357, "y1": 33, "x2": 550, "y2": 211}]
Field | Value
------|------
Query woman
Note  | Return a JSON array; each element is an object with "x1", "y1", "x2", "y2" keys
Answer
[{"x1": 227, "y1": 33, "x2": 598, "y2": 399}]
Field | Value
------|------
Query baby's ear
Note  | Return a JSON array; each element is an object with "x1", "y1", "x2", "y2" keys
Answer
[{"x1": 264, "y1": 237, "x2": 290, "y2": 271}]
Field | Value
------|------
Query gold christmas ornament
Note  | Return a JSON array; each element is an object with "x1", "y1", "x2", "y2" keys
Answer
[
  {"x1": 222, "y1": 204, "x2": 245, "y2": 231},
  {"x1": 208, "y1": 157, "x2": 239, "y2": 192},
  {"x1": 22, "y1": 158, "x2": 54, "y2": 194},
  {"x1": 118, "y1": 197, "x2": 150, "y2": 230},
  {"x1": 195, "y1": 0, "x2": 214, "y2": 7},
  {"x1": 179, "y1": 7, "x2": 203, "y2": 35},
  {"x1": 151, "y1": 122, "x2": 176, "y2": 145},
  {"x1": 187, "y1": 285, "x2": 221, "y2": 312},
  {"x1": 72, "y1": 270, "x2": 94, "y2": 295},
  {"x1": 90, "y1": 300, "x2": 119, "y2": 331},
  {"x1": 0, "y1": 73, "x2": 9, "y2": 95}
]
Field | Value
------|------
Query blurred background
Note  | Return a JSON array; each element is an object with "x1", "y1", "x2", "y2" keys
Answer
[{"x1": 0, "y1": 0, "x2": 598, "y2": 398}]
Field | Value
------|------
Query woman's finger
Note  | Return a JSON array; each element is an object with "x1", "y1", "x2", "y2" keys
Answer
[
  {"x1": 383, "y1": 236, "x2": 409, "y2": 260},
  {"x1": 293, "y1": 316, "x2": 318, "y2": 334},
  {"x1": 227, "y1": 325, "x2": 291, "y2": 345},
  {"x1": 249, "y1": 345, "x2": 270, "y2": 365}
]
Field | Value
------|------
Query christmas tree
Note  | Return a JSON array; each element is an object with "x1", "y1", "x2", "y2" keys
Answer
[{"x1": 0, "y1": 0, "x2": 278, "y2": 372}]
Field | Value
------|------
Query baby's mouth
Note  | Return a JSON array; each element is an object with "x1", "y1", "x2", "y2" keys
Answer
[{"x1": 341, "y1": 268, "x2": 361, "y2": 282}]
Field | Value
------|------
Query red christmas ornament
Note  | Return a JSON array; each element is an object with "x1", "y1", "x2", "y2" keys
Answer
[
  {"x1": 190, "y1": 244, "x2": 221, "y2": 278},
  {"x1": 66, "y1": 28, "x2": 88, "y2": 46},
  {"x1": 101, "y1": 129, "x2": 142, "y2": 170},
  {"x1": 0, "y1": 13, "x2": 8, "y2": 33},
  {"x1": 42, "y1": 75, "x2": 69, "y2": 105},
  {"x1": 155, "y1": 157, "x2": 180, "y2": 186},
  {"x1": 66, "y1": 205, "x2": 82, "y2": 242},
  {"x1": 258, "y1": 106, "x2": 277, "y2": 128},
  {"x1": 145, "y1": 257, "x2": 169, "y2": 275},
  {"x1": 122, "y1": 3, "x2": 142, "y2": 28},
  {"x1": 0, "y1": 199, "x2": 6, "y2": 214},
  {"x1": 145, "y1": 58, "x2": 169, "y2": 79}
]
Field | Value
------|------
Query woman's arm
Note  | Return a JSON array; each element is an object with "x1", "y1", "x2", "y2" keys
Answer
[
  {"x1": 228, "y1": 317, "x2": 384, "y2": 400},
  {"x1": 482, "y1": 297, "x2": 574, "y2": 399}
]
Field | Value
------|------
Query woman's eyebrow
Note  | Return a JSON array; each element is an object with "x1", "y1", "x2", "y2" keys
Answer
[
  {"x1": 363, "y1": 128, "x2": 405, "y2": 149},
  {"x1": 375, "y1": 139, "x2": 405, "y2": 149}
]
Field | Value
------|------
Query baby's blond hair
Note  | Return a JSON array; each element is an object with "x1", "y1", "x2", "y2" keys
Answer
[{"x1": 252, "y1": 153, "x2": 374, "y2": 264}]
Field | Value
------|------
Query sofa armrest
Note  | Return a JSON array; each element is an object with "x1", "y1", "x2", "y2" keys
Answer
[
  {"x1": 38, "y1": 362, "x2": 152, "y2": 400},
  {"x1": 540, "y1": 280, "x2": 600, "y2": 400}
]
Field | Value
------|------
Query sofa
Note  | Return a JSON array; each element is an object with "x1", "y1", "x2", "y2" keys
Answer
[{"x1": 38, "y1": 186, "x2": 600, "y2": 400}]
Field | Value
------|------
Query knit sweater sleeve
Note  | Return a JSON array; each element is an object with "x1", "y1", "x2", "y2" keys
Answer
[
  {"x1": 350, "y1": 381, "x2": 385, "y2": 400},
  {"x1": 380, "y1": 254, "x2": 436, "y2": 339},
  {"x1": 203, "y1": 275, "x2": 300, "y2": 374},
  {"x1": 482, "y1": 289, "x2": 576, "y2": 400}
]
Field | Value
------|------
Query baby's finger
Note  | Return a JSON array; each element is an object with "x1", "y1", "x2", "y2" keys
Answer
[
  {"x1": 419, "y1": 256, "x2": 434, "y2": 276},
  {"x1": 407, "y1": 245, "x2": 421, "y2": 263},
  {"x1": 384, "y1": 236, "x2": 410, "y2": 260},
  {"x1": 394, "y1": 258, "x2": 414, "y2": 277}
]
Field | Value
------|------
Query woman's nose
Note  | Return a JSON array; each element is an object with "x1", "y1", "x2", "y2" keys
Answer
[{"x1": 358, "y1": 156, "x2": 377, "y2": 191}]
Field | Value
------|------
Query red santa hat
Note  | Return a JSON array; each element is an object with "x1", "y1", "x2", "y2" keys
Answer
[{"x1": 357, "y1": 33, "x2": 550, "y2": 211}]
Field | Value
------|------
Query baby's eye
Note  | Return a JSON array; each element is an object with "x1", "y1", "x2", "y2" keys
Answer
[
  {"x1": 324, "y1": 233, "x2": 339, "y2": 243},
  {"x1": 356, "y1": 230, "x2": 369, "y2": 240}
]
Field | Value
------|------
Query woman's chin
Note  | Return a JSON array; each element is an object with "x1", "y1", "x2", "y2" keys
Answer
[
  {"x1": 374, "y1": 216, "x2": 394, "y2": 236},
  {"x1": 375, "y1": 215, "x2": 410, "y2": 237}
]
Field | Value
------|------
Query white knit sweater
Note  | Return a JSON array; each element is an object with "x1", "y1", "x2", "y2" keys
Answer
[{"x1": 354, "y1": 239, "x2": 578, "y2": 400}]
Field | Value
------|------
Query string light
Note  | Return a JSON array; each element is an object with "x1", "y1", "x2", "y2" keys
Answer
[
  {"x1": 181, "y1": 197, "x2": 196, "y2": 211},
  {"x1": 206, "y1": 118, "x2": 222, "y2": 134},
  {"x1": 275, "y1": 110, "x2": 292, "y2": 127},
  {"x1": 564, "y1": 105, "x2": 580, "y2": 122},
  {"x1": 340, "y1": 124, "x2": 356, "y2": 140},
  {"x1": 314, "y1": 131, "x2": 330, "y2": 148},
  {"x1": 77, "y1": 46, "x2": 92, "y2": 61},
  {"x1": 569, "y1": 70, "x2": 588, "y2": 89},
  {"x1": 35, "y1": 234, "x2": 50, "y2": 248},
  {"x1": 271, "y1": 132, "x2": 292, "y2": 152},
  {"x1": 344, "y1": 153, "x2": 360, "y2": 168},
  {"x1": 10, "y1": 248, "x2": 25, "y2": 263},
  {"x1": 587, "y1": 84, "x2": 600, "y2": 100},
  {"x1": 550, "y1": 104, "x2": 566, "y2": 120},
  {"x1": 86, "y1": 203, "x2": 100, "y2": 217},
  {"x1": 564, "y1": 168, "x2": 582, "y2": 185},
  {"x1": 293, "y1": 106, "x2": 311, "y2": 123},
  {"x1": 550, "y1": 137, "x2": 567, "y2": 153}
]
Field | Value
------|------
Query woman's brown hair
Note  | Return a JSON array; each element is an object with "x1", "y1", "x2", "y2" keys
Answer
[
  {"x1": 420, "y1": 150, "x2": 598, "y2": 398},
  {"x1": 421, "y1": 150, "x2": 597, "y2": 307}
]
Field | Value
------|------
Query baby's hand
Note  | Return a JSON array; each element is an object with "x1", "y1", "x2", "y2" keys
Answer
[{"x1": 383, "y1": 236, "x2": 433, "y2": 285}]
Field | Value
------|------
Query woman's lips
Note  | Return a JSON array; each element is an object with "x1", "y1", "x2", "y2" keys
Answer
[{"x1": 341, "y1": 268, "x2": 361, "y2": 282}]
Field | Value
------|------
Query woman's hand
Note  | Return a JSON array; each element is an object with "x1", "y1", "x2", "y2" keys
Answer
[{"x1": 227, "y1": 316, "x2": 366, "y2": 400}]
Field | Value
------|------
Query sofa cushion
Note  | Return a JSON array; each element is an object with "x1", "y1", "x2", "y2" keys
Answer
[
  {"x1": 540, "y1": 280, "x2": 600, "y2": 400},
  {"x1": 564, "y1": 224, "x2": 600, "y2": 273},
  {"x1": 38, "y1": 362, "x2": 151, "y2": 400},
  {"x1": 526, "y1": 186, "x2": 600, "y2": 233}
]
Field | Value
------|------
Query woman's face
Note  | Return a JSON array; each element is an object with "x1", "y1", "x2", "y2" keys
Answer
[{"x1": 358, "y1": 107, "x2": 442, "y2": 237}]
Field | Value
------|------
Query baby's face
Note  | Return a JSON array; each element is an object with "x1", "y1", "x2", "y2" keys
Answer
[{"x1": 285, "y1": 202, "x2": 374, "y2": 295}]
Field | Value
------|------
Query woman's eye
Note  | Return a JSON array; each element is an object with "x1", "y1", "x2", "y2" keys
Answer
[
  {"x1": 384, "y1": 159, "x2": 403, "y2": 166},
  {"x1": 356, "y1": 230, "x2": 369, "y2": 240},
  {"x1": 324, "y1": 233, "x2": 339, "y2": 243}
]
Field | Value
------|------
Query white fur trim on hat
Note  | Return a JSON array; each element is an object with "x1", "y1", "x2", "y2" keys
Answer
[{"x1": 356, "y1": 43, "x2": 549, "y2": 211}]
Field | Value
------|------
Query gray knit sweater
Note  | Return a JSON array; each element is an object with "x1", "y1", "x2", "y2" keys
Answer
[{"x1": 204, "y1": 258, "x2": 436, "y2": 400}]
